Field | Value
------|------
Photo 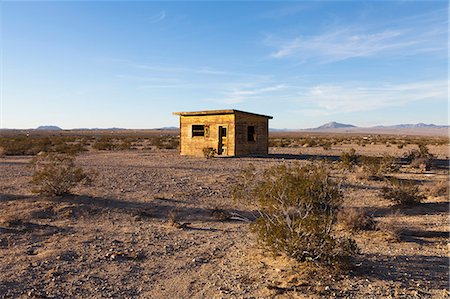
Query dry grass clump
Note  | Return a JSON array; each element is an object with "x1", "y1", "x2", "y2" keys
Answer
[
  {"x1": 404, "y1": 144, "x2": 434, "y2": 171},
  {"x1": 340, "y1": 148, "x2": 360, "y2": 170},
  {"x1": 150, "y1": 136, "x2": 179, "y2": 149},
  {"x1": 0, "y1": 136, "x2": 86, "y2": 155},
  {"x1": 202, "y1": 147, "x2": 216, "y2": 159},
  {"x1": 337, "y1": 207, "x2": 376, "y2": 232},
  {"x1": 381, "y1": 178, "x2": 425, "y2": 206},
  {"x1": 233, "y1": 163, "x2": 358, "y2": 270},
  {"x1": 428, "y1": 180, "x2": 449, "y2": 197},
  {"x1": 376, "y1": 211, "x2": 403, "y2": 241},
  {"x1": 355, "y1": 155, "x2": 400, "y2": 180},
  {"x1": 30, "y1": 152, "x2": 92, "y2": 196}
]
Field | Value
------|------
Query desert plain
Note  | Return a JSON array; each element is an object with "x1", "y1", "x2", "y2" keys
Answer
[{"x1": 0, "y1": 130, "x2": 448, "y2": 298}]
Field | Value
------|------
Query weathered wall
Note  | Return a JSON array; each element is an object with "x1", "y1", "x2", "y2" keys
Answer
[
  {"x1": 234, "y1": 111, "x2": 269, "y2": 156},
  {"x1": 179, "y1": 114, "x2": 236, "y2": 156}
]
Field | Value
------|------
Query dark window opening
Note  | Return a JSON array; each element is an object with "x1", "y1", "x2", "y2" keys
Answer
[
  {"x1": 247, "y1": 126, "x2": 256, "y2": 142},
  {"x1": 220, "y1": 127, "x2": 227, "y2": 137},
  {"x1": 192, "y1": 125, "x2": 205, "y2": 137}
]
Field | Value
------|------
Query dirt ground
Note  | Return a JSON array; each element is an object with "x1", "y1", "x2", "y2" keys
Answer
[{"x1": 0, "y1": 144, "x2": 448, "y2": 298}]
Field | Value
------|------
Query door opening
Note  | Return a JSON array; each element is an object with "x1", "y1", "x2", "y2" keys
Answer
[{"x1": 218, "y1": 126, "x2": 227, "y2": 155}]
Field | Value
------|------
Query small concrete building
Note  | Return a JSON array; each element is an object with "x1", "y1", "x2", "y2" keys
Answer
[{"x1": 173, "y1": 109, "x2": 273, "y2": 157}]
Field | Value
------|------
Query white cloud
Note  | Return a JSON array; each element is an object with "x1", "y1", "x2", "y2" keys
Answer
[{"x1": 265, "y1": 8, "x2": 447, "y2": 63}]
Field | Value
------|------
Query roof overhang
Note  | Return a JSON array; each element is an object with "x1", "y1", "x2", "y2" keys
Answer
[{"x1": 172, "y1": 109, "x2": 273, "y2": 119}]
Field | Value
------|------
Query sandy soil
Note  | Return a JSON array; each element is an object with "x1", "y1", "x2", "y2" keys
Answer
[{"x1": 0, "y1": 146, "x2": 448, "y2": 298}]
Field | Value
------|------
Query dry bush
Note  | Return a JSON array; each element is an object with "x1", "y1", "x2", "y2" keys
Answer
[
  {"x1": 429, "y1": 180, "x2": 449, "y2": 197},
  {"x1": 92, "y1": 138, "x2": 115, "y2": 151},
  {"x1": 376, "y1": 211, "x2": 403, "y2": 241},
  {"x1": 0, "y1": 136, "x2": 86, "y2": 156},
  {"x1": 150, "y1": 136, "x2": 179, "y2": 149},
  {"x1": 340, "y1": 148, "x2": 360, "y2": 170},
  {"x1": 337, "y1": 207, "x2": 376, "y2": 232},
  {"x1": 357, "y1": 155, "x2": 400, "y2": 180},
  {"x1": 30, "y1": 153, "x2": 92, "y2": 196},
  {"x1": 202, "y1": 147, "x2": 216, "y2": 159},
  {"x1": 233, "y1": 163, "x2": 358, "y2": 270},
  {"x1": 404, "y1": 144, "x2": 434, "y2": 170},
  {"x1": 381, "y1": 178, "x2": 425, "y2": 206}
]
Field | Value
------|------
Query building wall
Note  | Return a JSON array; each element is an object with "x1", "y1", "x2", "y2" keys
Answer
[
  {"x1": 234, "y1": 111, "x2": 269, "y2": 156},
  {"x1": 179, "y1": 114, "x2": 236, "y2": 156}
]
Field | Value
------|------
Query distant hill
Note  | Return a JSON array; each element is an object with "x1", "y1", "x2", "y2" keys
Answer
[
  {"x1": 155, "y1": 126, "x2": 179, "y2": 130},
  {"x1": 375, "y1": 123, "x2": 449, "y2": 129},
  {"x1": 313, "y1": 122, "x2": 356, "y2": 130},
  {"x1": 36, "y1": 125, "x2": 62, "y2": 130}
]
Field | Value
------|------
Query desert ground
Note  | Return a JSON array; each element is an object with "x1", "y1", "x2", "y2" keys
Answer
[{"x1": 0, "y1": 131, "x2": 448, "y2": 298}]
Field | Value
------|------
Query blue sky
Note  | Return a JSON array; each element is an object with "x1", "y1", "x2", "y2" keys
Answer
[{"x1": 1, "y1": 1, "x2": 448, "y2": 129}]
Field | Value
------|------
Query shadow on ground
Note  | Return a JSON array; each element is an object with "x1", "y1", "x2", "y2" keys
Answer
[
  {"x1": 369, "y1": 201, "x2": 449, "y2": 217},
  {"x1": 356, "y1": 253, "x2": 449, "y2": 289},
  {"x1": 0, "y1": 193, "x2": 255, "y2": 224}
]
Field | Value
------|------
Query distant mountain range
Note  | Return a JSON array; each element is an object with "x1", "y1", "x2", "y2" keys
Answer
[
  {"x1": 1, "y1": 123, "x2": 447, "y2": 133},
  {"x1": 374, "y1": 123, "x2": 448, "y2": 129},
  {"x1": 298, "y1": 121, "x2": 450, "y2": 131},
  {"x1": 36, "y1": 125, "x2": 63, "y2": 130}
]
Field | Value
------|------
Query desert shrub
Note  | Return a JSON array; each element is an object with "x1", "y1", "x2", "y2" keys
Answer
[
  {"x1": 404, "y1": 144, "x2": 434, "y2": 170},
  {"x1": 381, "y1": 178, "x2": 425, "y2": 206},
  {"x1": 117, "y1": 140, "x2": 132, "y2": 150},
  {"x1": 202, "y1": 147, "x2": 216, "y2": 159},
  {"x1": 233, "y1": 163, "x2": 358, "y2": 269},
  {"x1": 358, "y1": 155, "x2": 400, "y2": 180},
  {"x1": 0, "y1": 136, "x2": 87, "y2": 155},
  {"x1": 92, "y1": 138, "x2": 115, "y2": 151},
  {"x1": 30, "y1": 153, "x2": 92, "y2": 196},
  {"x1": 159, "y1": 137, "x2": 179, "y2": 149},
  {"x1": 376, "y1": 211, "x2": 403, "y2": 241},
  {"x1": 52, "y1": 142, "x2": 86, "y2": 154},
  {"x1": 150, "y1": 136, "x2": 179, "y2": 149},
  {"x1": 337, "y1": 207, "x2": 375, "y2": 232},
  {"x1": 322, "y1": 142, "x2": 332, "y2": 150},
  {"x1": 0, "y1": 137, "x2": 51, "y2": 155},
  {"x1": 429, "y1": 180, "x2": 449, "y2": 197},
  {"x1": 340, "y1": 148, "x2": 360, "y2": 170}
]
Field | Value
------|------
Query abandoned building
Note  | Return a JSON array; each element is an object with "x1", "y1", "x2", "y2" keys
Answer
[{"x1": 173, "y1": 109, "x2": 273, "y2": 157}]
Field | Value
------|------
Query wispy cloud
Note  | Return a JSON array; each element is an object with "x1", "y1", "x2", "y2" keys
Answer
[
  {"x1": 296, "y1": 80, "x2": 447, "y2": 116},
  {"x1": 148, "y1": 11, "x2": 166, "y2": 24},
  {"x1": 206, "y1": 84, "x2": 288, "y2": 104},
  {"x1": 265, "y1": 8, "x2": 447, "y2": 63}
]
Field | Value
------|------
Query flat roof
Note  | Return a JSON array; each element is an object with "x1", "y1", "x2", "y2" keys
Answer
[{"x1": 172, "y1": 109, "x2": 273, "y2": 119}]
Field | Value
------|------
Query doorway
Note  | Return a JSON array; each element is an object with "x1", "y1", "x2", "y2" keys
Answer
[{"x1": 218, "y1": 126, "x2": 227, "y2": 155}]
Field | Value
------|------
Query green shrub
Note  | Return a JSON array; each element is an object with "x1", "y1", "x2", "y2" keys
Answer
[
  {"x1": 233, "y1": 163, "x2": 357, "y2": 269},
  {"x1": 381, "y1": 178, "x2": 425, "y2": 206},
  {"x1": 30, "y1": 153, "x2": 92, "y2": 196}
]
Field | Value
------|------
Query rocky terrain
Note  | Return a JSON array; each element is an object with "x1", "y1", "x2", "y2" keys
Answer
[{"x1": 0, "y1": 143, "x2": 448, "y2": 298}]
